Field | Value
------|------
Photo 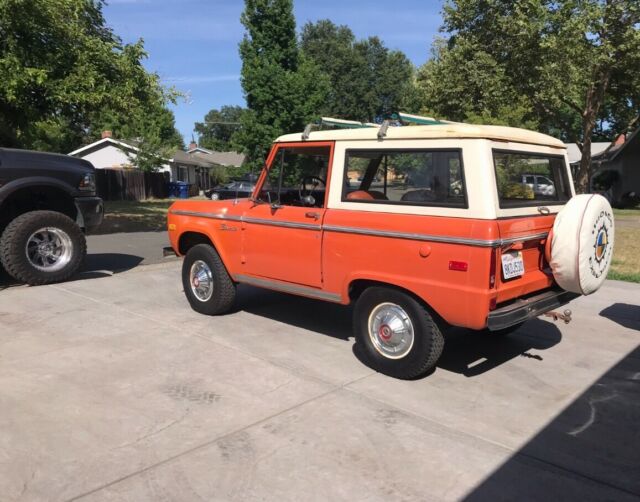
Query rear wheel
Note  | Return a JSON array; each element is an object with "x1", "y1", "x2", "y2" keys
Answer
[
  {"x1": 182, "y1": 244, "x2": 236, "y2": 315},
  {"x1": 0, "y1": 210, "x2": 86, "y2": 285},
  {"x1": 353, "y1": 287, "x2": 444, "y2": 379}
]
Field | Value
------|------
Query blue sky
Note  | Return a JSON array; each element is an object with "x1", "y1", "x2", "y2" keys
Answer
[{"x1": 103, "y1": 0, "x2": 445, "y2": 143}]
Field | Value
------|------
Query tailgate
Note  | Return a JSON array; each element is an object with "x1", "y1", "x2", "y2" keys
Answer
[{"x1": 495, "y1": 215, "x2": 556, "y2": 303}]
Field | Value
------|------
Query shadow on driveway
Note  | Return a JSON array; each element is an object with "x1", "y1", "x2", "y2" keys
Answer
[
  {"x1": 600, "y1": 303, "x2": 640, "y2": 331},
  {"x1": 438, "y1": 319, "x2": 562, "y2": 377},
  {"x1": 463, "y1": 345, "x2": 640, "y2": 500},
  {"x1": 0, "y1": 252, "x2": 144, "y2": 289},
  {"x1": 235, "y1": 284, "x2": 564, "y2": 378}
]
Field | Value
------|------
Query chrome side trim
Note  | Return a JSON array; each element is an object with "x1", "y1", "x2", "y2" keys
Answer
[
  {"x1": 499, "y1": 232, "x2": 549, "y2": 245},
  {"x1": 169, "y1": 210, "x2": 319, "y2": 231},
  {"x1": 234, "y1": 274, "x2": 342, "y2": 303},
  {"x1": 170, "y1": 210, "x2": 243, "y2": 222},
  {"x1": 243, "y1": 217, "x2": 320, "y2": 231},
  {"x1": 171, "y1": 209, "x2": 548, "y2": 247},
  {"x1": 322, "y1": 225, "x2": 506, "y2": 247}
]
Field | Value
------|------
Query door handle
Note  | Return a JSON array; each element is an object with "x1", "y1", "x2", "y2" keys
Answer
[{"x1": 305, "y1": 212, "x2": 320, "y2": 220}]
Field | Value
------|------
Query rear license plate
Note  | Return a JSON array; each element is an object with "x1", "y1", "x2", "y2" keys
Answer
[{"x1": 501, "y1": 251, "x2": 524, "y2": 279}]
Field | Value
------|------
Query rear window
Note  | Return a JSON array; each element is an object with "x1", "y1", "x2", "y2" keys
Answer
[
  {"x1": 342, "y1": 149, "x2": 466, "y2": 208},
  {"x1": 493, "y1": 150, "x2": 571, "y2": 207}
]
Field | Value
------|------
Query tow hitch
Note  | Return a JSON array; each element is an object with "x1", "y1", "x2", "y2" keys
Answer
[{"x1": 543, "y1": 309, "x2": 572, "y2": 324}]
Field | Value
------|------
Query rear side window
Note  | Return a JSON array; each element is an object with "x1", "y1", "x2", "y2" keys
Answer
[
  {"x1": 342, "y1": 150, "x2": 466, "y2": 208},
  {"x1": 493, "y1": 150, "x2": 571, "y2": 207}
]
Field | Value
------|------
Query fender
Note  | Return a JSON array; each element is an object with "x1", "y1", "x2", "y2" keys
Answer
[
  {"x1": 0, "y1": 176, "x2": 77, "y2": 207},
  {"x1": 174, "y1": 220, "x2": 239, "y2": 277}
]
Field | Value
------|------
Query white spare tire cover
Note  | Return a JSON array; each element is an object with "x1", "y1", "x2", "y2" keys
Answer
[{"x1": 550, "y1": 194, "x2": 614, "y2": 295}]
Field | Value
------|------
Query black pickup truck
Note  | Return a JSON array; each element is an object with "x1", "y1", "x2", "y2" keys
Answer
[{"x1": 0, "y1": 148, "x2": 103, "y2": 285}]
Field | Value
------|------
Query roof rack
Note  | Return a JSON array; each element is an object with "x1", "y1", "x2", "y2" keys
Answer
[
  {"x1": 301, "y1": 117, "x2": 378, "y2": 140},
  {"x1": 395, "y1": 112, "x2": 446, "y2": 125}
]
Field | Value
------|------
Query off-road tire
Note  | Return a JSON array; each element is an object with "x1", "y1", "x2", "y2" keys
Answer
[
  {"x1": 182, "y1": 244, "x2": 236, "y2": 315},
  {"x1": 0, "y1": 210, "x2": 86, "y2": 286},
  {"x1": 353, "y1": 287, "x2": 445, "y2": 379}
]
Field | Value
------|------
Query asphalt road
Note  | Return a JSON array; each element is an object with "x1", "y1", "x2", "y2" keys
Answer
[{"x1": 0, "y1": 259, "x2": 639, "y2": 501}]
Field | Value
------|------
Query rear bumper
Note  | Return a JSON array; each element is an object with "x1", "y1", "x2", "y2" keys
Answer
[
  {"x1": 74, "y1": 196, "x2": 104, "y2": 234},
  {"x1": 487, "y1": 288, "x2": 579, "y2": 331}
]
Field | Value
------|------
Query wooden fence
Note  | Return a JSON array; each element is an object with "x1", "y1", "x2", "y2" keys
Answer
[{"x1": 95, "y1": 169, "x2": 170, "y2": 201}]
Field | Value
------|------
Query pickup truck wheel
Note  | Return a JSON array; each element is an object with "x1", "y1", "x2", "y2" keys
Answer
[
  {"x1": 0, "y1": 210, "x2": 86, "y2": 286},
  {"x1": 182, "y1": 244, "x2": 236, "y2": 315},
  {"x1": 353, "y1": 287, "x2": 444, "y2": 379}
]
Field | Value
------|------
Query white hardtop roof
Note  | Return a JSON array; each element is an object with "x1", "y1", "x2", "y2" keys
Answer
[{"x1": 275, "y1": 122, "x2": 566, "y2": 149}]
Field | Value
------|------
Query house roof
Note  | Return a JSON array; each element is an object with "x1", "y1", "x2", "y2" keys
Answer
[
  {"x1": 565, "y1": 142, "x2": 611, "y2": 164},
  {"x1": 171, "y1": 150, "x2": 216, "y2": 168},
  {"x1": 276, "y1": 123, "x2": 566, "y2": 148},
  {"x1": 609, "y1": 127, "x2": 640, "y2": 161},
  {"x1": 68, "y1": 137, "x2": 140, "y2": 157},
  {"x1": 193, "y1": 151, "x2": 246, "y2": 167}
]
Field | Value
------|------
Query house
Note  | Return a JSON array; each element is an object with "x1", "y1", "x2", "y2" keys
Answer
[
  {"x1": 70, "y1": 134, "x2": 247, "y2": 193},
  {"x1": 69, "y1": 131, "x2": 171, "y2": 177},
  {"x1": 170, "y1": 141, "x2": 246, "y2": 192},
  {"x1": 567, "y1": 129, "x2": 640, "y2": 205}
]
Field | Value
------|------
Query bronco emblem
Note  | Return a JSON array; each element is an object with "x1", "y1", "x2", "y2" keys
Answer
[{"x1": 589, "y1": 211, "x2": 613, "y2": 279}]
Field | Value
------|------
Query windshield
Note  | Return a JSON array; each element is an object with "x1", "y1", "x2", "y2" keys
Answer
[{"x1": 493, "y1": 150, "x2": 571, "y2": 207}]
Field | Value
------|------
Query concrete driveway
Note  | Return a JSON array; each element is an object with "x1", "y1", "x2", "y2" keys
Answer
[{"x1": 0, "y1": 262, "x2": 638, "y2": 501}]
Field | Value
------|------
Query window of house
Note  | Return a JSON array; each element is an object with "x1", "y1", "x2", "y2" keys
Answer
[
  {"x1": 177, "y1": 165, "x2": 189, "y2": 182},
  {"x1": 493, "y1": 150, "x2": 571, "y2": 207},
  {"x1": 342, "y1": 149, "x2": 466, "y2": 208}
]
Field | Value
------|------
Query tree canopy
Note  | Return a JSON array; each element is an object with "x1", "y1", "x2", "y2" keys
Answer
[
  {"x1": 0, "y1": 0, "x2": 182, "y2": 161},
  {"x1": 417, "y1": 0, "x2": 640, "y2": 192},
  {"x1": 301, "y1": 20, "x2": 416, "y2": 122},
  {"x1": 194, "y1": 105, "x2": 244, "y2": 152},
  {"x1": 236, "y1": 0, "x2": 329, "y2": 166}
]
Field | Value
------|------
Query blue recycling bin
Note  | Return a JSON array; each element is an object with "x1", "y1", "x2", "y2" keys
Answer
[
  {"x1": 177, "y1": 182, "x2": 190, "y2": 199},
  {"x1": 167, "y1": 182, "x2": 178, "y2": 198}
]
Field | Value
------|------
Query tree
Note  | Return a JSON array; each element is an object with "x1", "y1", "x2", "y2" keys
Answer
[
  {"x1": 301, "y1": 20, "x2": 416, "y2": 122},
  {"x1": 0, "y1": 0, "x2": 182, "y2": 157},
  {"x1": 425, "y1": 0, "x2": 640, "y2": 192},
  {"x1": 194, "y1": 105, "x2": 244, "y2": 151},
  {"x1": 237, "y1": 0, "x2": 329, "y2": 166}
]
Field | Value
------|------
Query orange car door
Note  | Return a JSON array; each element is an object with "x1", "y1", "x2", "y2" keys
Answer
[{"x1": 241, "y1": 142, "x2": 333, "y2": 288}]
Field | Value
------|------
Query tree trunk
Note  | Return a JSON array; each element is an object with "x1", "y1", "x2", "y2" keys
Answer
[{"x1": 575, "y1": 71, "x2": 610, "y2": 194}]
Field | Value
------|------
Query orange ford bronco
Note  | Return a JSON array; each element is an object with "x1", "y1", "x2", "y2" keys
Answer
[{"x1": 166, "y1": 115, "x2": 614, "y2": 379}]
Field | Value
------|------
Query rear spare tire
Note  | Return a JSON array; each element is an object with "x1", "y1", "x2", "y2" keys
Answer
[
  {"x1": 549, "y1": 194, "x2": 614, "y2": 295},
  {"x1": 0, "y1": 211, "x2": 86, "y2": 285}
]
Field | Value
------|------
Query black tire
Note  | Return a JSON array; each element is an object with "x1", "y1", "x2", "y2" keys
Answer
[
  {"x1": 182, "y1": 244, "x2": 236, "y2": 315},
  {"x1": 353, "y1": 287, "x2": 445, "y2": 379},
  {"x1": 0, "y1": 211, "x2": 86, "y2": 286}
]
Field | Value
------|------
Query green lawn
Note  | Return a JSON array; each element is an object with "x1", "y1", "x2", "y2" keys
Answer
[{"x1": 98, "y1": 199, "x2": 179, "y2": 234}]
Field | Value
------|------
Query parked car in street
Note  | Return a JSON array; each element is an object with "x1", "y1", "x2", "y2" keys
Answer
[
  {"x1": 166, "y1": 118, "x2": 614, "y2": 379},
  {"x1": 204, "y1": 176, "x2": 258, "y2": 200},
  {"x1": 0, "y1": 148, "x2": 103, "y2": 285}
]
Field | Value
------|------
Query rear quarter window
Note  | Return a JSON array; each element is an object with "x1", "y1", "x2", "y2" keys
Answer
[
  {"x1": 493, "y1": 150, "x2": 571, "y2": 207},
  {"x1": 342, "y1": 149, "x2": 467, "y2": 208}
]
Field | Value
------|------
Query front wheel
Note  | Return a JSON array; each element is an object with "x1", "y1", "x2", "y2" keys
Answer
[
  {"x1": 181, "y1": 244, "x2": 236, "y2": 315},
  {"x1": 0, "y1": 210, "x2": 86, "y2": 285},
  {"x1": 353, "y1": 287, "x2": 445, "y2": 379}
]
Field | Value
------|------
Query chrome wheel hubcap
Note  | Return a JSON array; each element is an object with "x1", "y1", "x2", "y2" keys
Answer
[
  {"x1": 190, "y1": 260, "x2": 213, "y2": 302},
  {"x1": 368, "y1": 302, "x2": 414, "y2": 359},
  {"x1": 25, "y1": 227, "x2": 73, "y2": 272}
]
